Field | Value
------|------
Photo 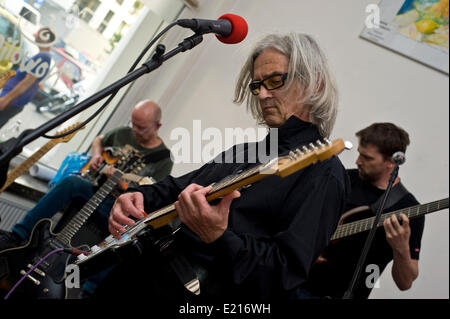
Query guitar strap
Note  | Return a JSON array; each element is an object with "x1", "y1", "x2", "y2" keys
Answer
[
  {"x1": 155, "y1": 226, "x2": 201, "y2": 296},
  {"x1": 141, "y1": 149, "x2": 170, "y2": 164},
  {"x1": 167, "y1": 254, "x2": 201, "y2": 295},
  {"x1": 369, "y1": 182, "x2": 409, "y2": 214}
]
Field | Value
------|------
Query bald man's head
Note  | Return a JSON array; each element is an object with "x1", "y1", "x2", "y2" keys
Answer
[
  {"x1": 130, "y1": 100, "x2": 162, "y2": 143},
  {"x1": 132, "y1": 100, "x2": 161, "y2": 123}
]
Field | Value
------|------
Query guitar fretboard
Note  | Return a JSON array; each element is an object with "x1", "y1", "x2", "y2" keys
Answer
[
  {"x1": 56, "y1": 171, "x2": 123, "y2": 245},
  {"x1": 331, "y1": 198, "x2": 449, "y2": 240},
  {"x1": 144, "y1": 163, "x2": 266, "y2": 223},
  {"x1": 210, "y1": 163, "x2": 264, "y2": 193}
]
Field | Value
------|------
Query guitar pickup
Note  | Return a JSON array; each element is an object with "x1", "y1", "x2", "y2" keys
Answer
[
  {"x1": 27, "y1": 264, "x2": 46, "y2": 277},
  {"x1": 19, "y1": 270, "x2": 41, "y2": 285}
]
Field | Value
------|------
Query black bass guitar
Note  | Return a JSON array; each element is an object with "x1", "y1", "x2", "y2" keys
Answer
[
  {"x1": 0, "y1": 146, "x2": 151, "y2": 299},
  {"x1": 312, "y1": 197, "x2": 449, "y2": 266},
  {"x1": 331, "y1": 197, "x2": 448, "y2": 241}
]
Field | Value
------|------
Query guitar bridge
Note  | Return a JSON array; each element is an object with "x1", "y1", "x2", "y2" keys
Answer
[
  {"x1": 27, "y1": 264, "x2": 46, "y2": 277},
  {"x1": 19, "y1": 270, "x2": 40, "y2": 285},
  {"x1": 185, "y1": 278, "x2": 200, "y2": 295}
]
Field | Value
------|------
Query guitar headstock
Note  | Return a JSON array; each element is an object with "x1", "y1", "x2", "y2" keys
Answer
[
  {"x1": 114, "y1": 150, "x2": 149, "y2": 189},
  {"x1": 114, "y1": 145, "x2": 145, "y2": 173},
  {"x1": 52, "y1": 122, "x2": 85, "y2": 143},
  {"x1": 262, "y1": 138, "x2": 352, "y2": 178},
  {"x1": 127, "y1": 154, "x2": 146, "y2": 175}
]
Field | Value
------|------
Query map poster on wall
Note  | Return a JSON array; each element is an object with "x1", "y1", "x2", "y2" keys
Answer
[{"x1": 360, "y1": 0, "x2": 449, "y2": 74}]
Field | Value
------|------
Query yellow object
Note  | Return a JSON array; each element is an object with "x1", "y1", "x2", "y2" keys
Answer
[
  {"x1": 415, "y1": 19, "x2": 440, "y2": 34},
  {"x1": 430, "y1": 0, "x2": 449, "y2": 18},
  {"x1": 0, "y1": 8, "x2": 22, "y2": 74},
  {"x1": 0, "y1": 69, "x2": 16, "y2": 88}
]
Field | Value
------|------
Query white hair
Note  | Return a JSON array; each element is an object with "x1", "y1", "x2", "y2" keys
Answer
[{"x1": 234, "y1": 33, "x2": 339, "y2": 138}]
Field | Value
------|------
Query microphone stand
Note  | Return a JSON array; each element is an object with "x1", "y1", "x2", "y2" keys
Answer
[
  {"x1": 342, "y1": 163, "x2": 400, "y2": 299},
  {"x1": 0, "y1": 33, "x2": 204, "y2": 188}
]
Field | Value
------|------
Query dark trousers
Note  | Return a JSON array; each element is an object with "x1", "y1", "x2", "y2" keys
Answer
[{"x1": 12, "y1": 175, "x2": 112, "y2": 241}]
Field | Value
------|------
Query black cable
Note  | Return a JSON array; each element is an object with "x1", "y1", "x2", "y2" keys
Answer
[{"x1": 42, "y1": 21, "x2": 179, "y2": 139}]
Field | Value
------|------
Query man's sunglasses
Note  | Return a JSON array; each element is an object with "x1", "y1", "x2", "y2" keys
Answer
[{"x1": 248, "y1": 73, "x2": 288, "y2": 95}]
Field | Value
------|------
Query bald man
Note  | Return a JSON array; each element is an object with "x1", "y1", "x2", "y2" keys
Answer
[
  {"x1": 0, "y1": 100, "x2": 173, "y2": 251},
  {"x1": 88, "y1": 100, "x2": 170, "y2": 180}
]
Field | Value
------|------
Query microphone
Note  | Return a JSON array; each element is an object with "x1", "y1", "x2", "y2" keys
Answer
[
  {"x1": 177, "y1": 13, "x2": 248, "y2": 44},
  {"x1": 392, "y1": 152, "x2": 406, "y2": 165}
]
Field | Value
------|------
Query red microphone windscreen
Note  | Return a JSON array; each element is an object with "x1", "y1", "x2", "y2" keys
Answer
[{"x1": 216, "y1": 13, "x2": 248, "y2": 44}]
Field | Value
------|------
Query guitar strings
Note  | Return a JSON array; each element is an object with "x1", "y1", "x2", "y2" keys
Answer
[
  {"x1": 332, "y1": 198, "x2": 448, "y2": 240},
  {"x1": 56, "y1": 152, "x2": 145, "y2": 245}
]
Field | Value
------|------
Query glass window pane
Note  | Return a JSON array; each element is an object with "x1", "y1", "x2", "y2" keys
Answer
[{"x1": 0, "y1": 0, "x2": 182, "y2": 172}]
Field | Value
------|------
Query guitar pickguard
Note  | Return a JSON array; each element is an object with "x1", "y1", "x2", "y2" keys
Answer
[{"x1": 0, "y1": 220, "x2": 71, "y2": 299}]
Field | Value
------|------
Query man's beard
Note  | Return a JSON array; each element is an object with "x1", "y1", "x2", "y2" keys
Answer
[{"x1": 357, "y1": 167, "x2": 378, "y2": 183}]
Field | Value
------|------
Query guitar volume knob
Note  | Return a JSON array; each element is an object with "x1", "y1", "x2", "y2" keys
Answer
[
  {"x1": 77, "y1": 253, "x2": 87, "y2": 261},
  {"x1": 90, "y1": 245, "x2": 100, "y2": 252}
]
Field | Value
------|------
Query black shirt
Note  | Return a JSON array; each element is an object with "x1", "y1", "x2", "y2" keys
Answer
[
  {"x1": 304, "y1": 169, "x2": 425, "y2": 299},
  {"x1": 136, "y1": 116, "x2": 350, "y2": 300}
]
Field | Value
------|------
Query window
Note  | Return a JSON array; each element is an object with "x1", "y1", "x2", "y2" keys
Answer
[
  {"x1": 18, "y1": 7, "x2": 38, "y2": 25},
  {"x1": 117, "y1": 21, "x2": 127, "y2": 34},
  {"x1": 129, "y1": 0, "x2": 144, "y2": 15},
  {"x1": 0, "y1": 10, "x2": 21, "y2": 43},
  {"x1": 97, "y1": 10, "x2": 114, "y2": 34},
  {"x1": 74, "y1": 0, "x2": 101, "y2": 12},
  {"x1": 75, "y1": 0, "x2": 101, "y2": 23},
  {"x1": 0, "y1": 0, "x2": 184, "y2": 173}
]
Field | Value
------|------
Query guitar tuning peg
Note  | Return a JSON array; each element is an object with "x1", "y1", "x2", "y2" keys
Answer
[
  {"x1": 316, "y1": 140, "x2": 325, "y2": 148},
  {"x1": 324, "y1": 138, "x2": 332, "y2": 145},
  {"x1": 295, "y1": 149, "x2": 304, "y2": 156},
  {"x1": 289, "y1": 150, "x2": 297, "y2": 159},
  {"x1": 308, "y1": 143, "x2": 318, "y2": 150},
  {"x1": 344, "y1": 140, "x2": 353, "y2": 150},
  {"x1": 302, "y1": 145, "x2": 309, "y2": 153}
]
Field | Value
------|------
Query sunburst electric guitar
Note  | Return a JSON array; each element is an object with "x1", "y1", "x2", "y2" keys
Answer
[{"x1": 75, "y1": 138, "x2": 352, "y2": 280}]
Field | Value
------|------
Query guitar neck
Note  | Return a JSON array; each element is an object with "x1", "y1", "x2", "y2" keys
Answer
[
  {"x1": 0, "y1": 122, "x2": 85, "y2": 193},
  {"x1": 56, "y1": 170, "x2": 124, "y2": 244},
  {"x1": 0, "y1": 140, "x2": 57, "y2": 193},
  {"x1": 331, "y1": 198, "x2": 449, "y2": 240},
  {"x1": 141, "y1": 163, "x2": 269, "y2": 229},
  {"x1": 121, "y1": 173, "x2": 144, "y2": 184},
  {"x1": 120, "y1": 139, "x2": 348, "y2": 234}
]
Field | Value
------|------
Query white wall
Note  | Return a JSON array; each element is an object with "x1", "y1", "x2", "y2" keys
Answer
[{"x1": 112, "y1": 0, "x2": 449, "y2": 298}]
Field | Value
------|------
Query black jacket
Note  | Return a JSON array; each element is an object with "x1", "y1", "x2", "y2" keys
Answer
[{"x1": 135, "y1": 116, "x2": 350, "y2": 300}]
